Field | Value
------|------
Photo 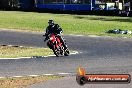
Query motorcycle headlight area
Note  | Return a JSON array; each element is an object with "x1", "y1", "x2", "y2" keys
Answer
[{"x1": 50, "y1": 37, "x2": 54, "y2": 40}]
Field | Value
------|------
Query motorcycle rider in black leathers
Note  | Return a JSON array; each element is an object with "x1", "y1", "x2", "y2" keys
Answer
[{"x1": 44, "y1": 20, "x2": 68, "y2": 50}]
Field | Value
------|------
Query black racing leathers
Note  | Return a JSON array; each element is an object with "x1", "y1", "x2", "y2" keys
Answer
[
  {"x1": 45, "y1": 24, "x2": 62, "y2": 36},
  {"x1": 44, "y1": 24, "x2": 68, "y2": 50}
]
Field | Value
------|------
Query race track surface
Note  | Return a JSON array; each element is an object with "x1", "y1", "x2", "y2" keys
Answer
[{"x1": 0, "y1": 30, "x2": 132, "y2": 78}]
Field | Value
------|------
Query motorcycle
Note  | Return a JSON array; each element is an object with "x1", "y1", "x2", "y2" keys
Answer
[{"x1": 44, "y1": 33, "x2": 70, "y2": 57}]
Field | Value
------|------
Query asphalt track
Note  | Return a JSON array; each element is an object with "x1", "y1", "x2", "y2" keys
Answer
[{"x1": 0, "y1": 30, "x2": 132, "y2": 88}]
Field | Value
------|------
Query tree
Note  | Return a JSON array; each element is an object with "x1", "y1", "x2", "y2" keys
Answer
[
  {"x1": 0, "y1": 0, "x2": 10, "y2": 9},
  {"x1": 0, "y1": 0, "x2": 19, "y2": 10}
]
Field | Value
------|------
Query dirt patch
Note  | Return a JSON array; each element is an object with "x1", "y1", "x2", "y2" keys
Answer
[{"x1": 0, "y1": 76, "x2": 62, "y2": 88}]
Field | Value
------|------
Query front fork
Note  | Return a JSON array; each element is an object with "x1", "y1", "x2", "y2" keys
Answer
[
  {"x1": 47, "y1": 41, "x2": 59, "y2": 51},
  {"x1": 47, "y1": 41, "x2": 54, "y2": 50}
]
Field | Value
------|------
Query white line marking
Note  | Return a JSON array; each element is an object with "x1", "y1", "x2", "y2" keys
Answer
[
  {"x1": 47, "y1": 55, "x2": 56, "y2": 57},
  {"x1": 88, "y1": 35, "x2": 101, "y2": 38},
  {"x1": 29, "y1": 75, "x2": 39, "y2": 77},
  {"x1": 58, "y1": 73, "x2": 71, "y2": 75},
  {"x1": 8, "y1": 45, "x2": 13, "y2": 47},
  {"x1": 0, "y1": 44, "x2": 79, "y2": 59},
  {"x1": 43, "y1": 56, "x2": 48, "y2": 58},
  {"x1": 70, "y1": 51, "x2": 79, "y2": 55},
  {"x1": 68, "y1": 34, "x2": 102, "y2": 38},
  {"x1": 0, "y1": 72, "x2": 76, "y2": 78},
  {"x1": 0, "y1": 77, "x2": 5, "y2": 78},
  {"x1": 0, "y1": 57, "x2": 31, "y2": 60},
  {"x1": 68, "y1": 34, "x2": 84, "y2": 37},
  {"x1": 19, "y1": 46, "x2": 24, "y2": 48},
  {"x1": 0, "y1": 51, "x2": 79, "y2": 59},
  {"x1": 12, "y1": 76, "x2": 23, "y2": 78},
  {"x1": 43, "y1": 74, "x2": 54, "y2": 76}
]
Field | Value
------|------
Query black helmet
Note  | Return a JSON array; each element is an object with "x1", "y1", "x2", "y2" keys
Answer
[{"x1": 48, "y1": 20, "x2": 54, "y2": 25}]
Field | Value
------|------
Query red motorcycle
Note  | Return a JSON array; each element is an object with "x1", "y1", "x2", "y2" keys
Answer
[{"x1": 44, "y1": 33, "x2": 69, "y2": 57}]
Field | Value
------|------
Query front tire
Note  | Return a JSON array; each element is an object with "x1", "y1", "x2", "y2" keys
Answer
[
  {"x1": 64, "y1": 49, "x2": 70, "y2": 56},
  {"x1": 53, "y1": 48, "x2": 60, "y2": 57}
]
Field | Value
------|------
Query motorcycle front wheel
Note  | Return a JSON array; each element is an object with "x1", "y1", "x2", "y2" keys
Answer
[
  {"x1": 53, "y1": 47, "x2": 60, "y2": 57},
  {"x1": 64, "y1": 49, "x2": 70, "y2": 56}
]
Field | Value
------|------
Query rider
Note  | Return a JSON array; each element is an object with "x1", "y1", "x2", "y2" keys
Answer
[{"x1": 44, "y1": 20, "x2": 68, "y2": 50}]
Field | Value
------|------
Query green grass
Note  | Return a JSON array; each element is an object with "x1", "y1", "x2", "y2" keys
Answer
[
  {"x1": 0, "y1": 75, "x2": 62, "y2": 88},
  {"x1": 0, "y1": 11, "x2": 132, "y2": 36},
  {"x1": 0, "y1": 46, "x2": 75, "y2": 58},
  {"x1": 0, "y1": 46, "x2": 53, "y2": 58}
]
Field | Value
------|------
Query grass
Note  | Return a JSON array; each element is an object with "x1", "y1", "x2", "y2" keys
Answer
[
  {"x1": 0, "y1": 46, "x2": 53, "y2": 58},
  {"x1": 0, "y1": 75, "x2": 62, "y2": 88},
  {"x1": 0, "y1": 11, "x2": 132, "y2": 37}
]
